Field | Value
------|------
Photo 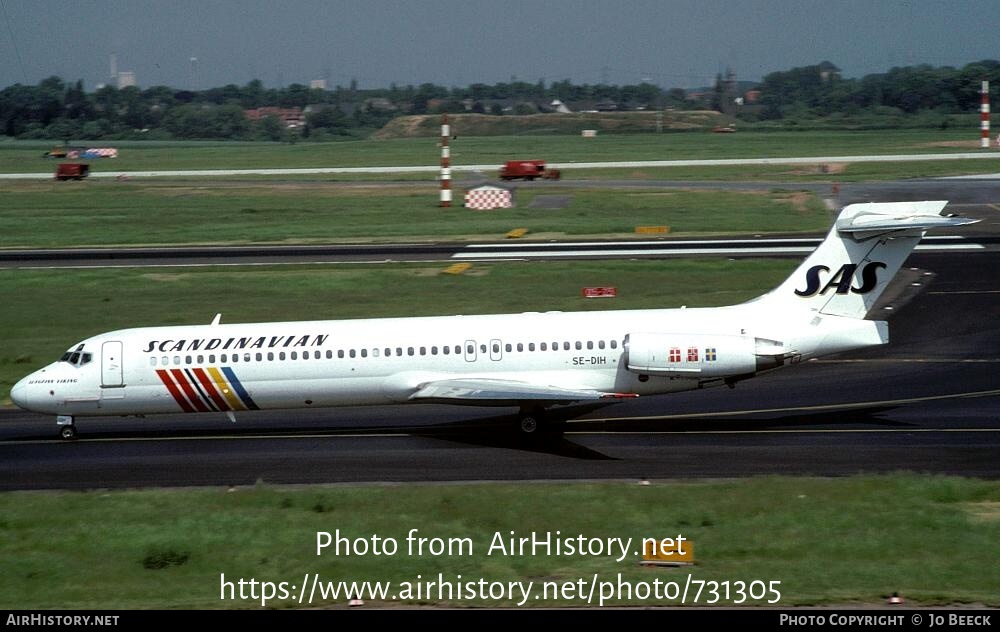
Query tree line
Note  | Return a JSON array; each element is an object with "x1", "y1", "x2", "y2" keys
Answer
[
  {"x1": 756, "y1": 59, "x2": 1000, "y2": 119},
  {"x1": 2, "y1": 60, "x2": 1000, "y2": 141},
  {"x1": 0, "y1": 76, "x2": 674, "y2": 141}
]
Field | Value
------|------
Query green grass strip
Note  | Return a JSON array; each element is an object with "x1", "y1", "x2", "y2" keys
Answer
[
  {"x1": 0, "y1": 474, "x2": 997, "y2": 608},
  {"x1": 0, "y1": 185, "x2": 829, "y2": 248}
]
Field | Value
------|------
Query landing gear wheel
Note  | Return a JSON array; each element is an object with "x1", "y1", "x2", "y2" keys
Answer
[
  {"x1": 519, "y1": 415, "x2": 539, "y2": 434},
  {"x1": 518, "y1": 406, "x2": 548, "y2": 435},
  {"x1": 59, "y1": 425, "x2": 77, "y2": 441}
]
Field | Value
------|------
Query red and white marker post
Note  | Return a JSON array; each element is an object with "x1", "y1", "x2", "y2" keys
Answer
[
  {"x1": 981, "y1": 80, "x2": 990, "y2": 149},
  {"x1": 439, "y1": 113, "x2": 451, "y2": 207}
]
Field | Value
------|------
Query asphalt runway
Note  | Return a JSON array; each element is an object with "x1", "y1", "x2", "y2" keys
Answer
[{"x1": 2, "y1": 249, "x2": 998, "y2": 490}]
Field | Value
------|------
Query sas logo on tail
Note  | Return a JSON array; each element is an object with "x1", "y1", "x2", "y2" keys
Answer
[{"x1": 795, "y1": 262, "x2": 887, "y2": 297}]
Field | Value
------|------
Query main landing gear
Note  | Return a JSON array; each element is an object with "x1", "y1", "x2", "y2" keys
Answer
[
  {"x1": 57, "y1": 415, "x2": 77, "y2": 441},
  {"x1": 517, "y1": 406, "x2": 548, "y2": 435}
]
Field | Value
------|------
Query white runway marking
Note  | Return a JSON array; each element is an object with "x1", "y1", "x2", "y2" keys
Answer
[{"x1": 4, "y1": 151, "x2": 1000, "y2": 180}]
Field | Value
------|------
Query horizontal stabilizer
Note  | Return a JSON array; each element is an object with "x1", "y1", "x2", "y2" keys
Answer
[
  {"x1": 409, "y1": 378, "x2": 634, "y2": 404},
  {"x1": 835, "y1": 201, "x2": 978, "y2": 239}
]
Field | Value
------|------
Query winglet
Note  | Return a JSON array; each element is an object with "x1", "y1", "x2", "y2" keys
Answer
[{"x1": 211, "y1": 313, "x2": 222, "y2": 326}]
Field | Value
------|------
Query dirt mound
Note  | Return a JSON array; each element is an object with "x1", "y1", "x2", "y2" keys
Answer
[{"x1": 373, "y1": 110, "x2": 729, "y2": 139}]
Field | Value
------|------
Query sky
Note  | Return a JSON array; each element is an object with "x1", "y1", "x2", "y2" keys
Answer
[{"x1": 2, "y1": 0, "x2": 999, "y2": 91}]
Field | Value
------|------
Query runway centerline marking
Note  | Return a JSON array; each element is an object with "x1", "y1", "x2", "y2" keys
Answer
[
  {"x1": 583, "y1": 387, "x2": 1000, "y2": 424},
  {"x1": 813, "y1": 358, "x2": 1000, "y2": 363},
  {"x1": 927, "y1": 290, "x2": 1000, "y2": 295},
  {"x1": 2, "y1": 427, "x2": 999, "y2": 447},
  {"x1": 0, "y1": 432, "x2": 412, "y2": 446},
  {"x1": 567, "y1": 428, "x2": 1000, "y2": 435}
]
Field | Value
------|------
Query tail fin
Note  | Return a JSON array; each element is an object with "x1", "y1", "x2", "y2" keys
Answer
[{"x1": 757, "y1": 201, "x2": 976, "y2": 319}]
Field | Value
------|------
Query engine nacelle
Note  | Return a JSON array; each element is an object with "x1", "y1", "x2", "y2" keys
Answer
[{"x1": 625, "y1": 332, "x2": 784, "y2": 378}]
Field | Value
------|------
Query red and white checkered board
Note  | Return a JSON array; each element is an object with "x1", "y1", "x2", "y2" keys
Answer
[{"x1": 464, "y1": 189, "x2": 512, "y2": 210}]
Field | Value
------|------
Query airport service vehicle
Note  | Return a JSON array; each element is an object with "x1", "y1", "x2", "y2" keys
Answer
[
  {"x1": 11, "y1": 201, "x2": 975, "y2": 440},
  {"x1": 499, "y1": 160, "x2": 561, "y2": 181},
  {"x1": 54, "y1": 163, "x2": 89, "y2": 180}
]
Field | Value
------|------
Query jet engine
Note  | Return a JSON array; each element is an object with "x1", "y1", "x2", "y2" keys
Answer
[{"x1": 624, "y1": 332, "x2": 788, "y2": 378}]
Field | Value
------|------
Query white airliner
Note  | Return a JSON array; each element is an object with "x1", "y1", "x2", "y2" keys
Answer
[{"x1": 11, "y1": 201, "x2": 976, "y2": 440}]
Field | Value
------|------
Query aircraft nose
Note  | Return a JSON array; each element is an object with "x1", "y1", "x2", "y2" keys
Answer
[{"x1": 10, "y1": 377, "x2": 30, "y2": 410}]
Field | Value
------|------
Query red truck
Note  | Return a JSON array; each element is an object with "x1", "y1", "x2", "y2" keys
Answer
[
  {"x1": 499, "y1": 160, "x2": 561, "y2": 181},
  {"x1": 55, "y1": 163, "x2": 90, "y2": 181}
]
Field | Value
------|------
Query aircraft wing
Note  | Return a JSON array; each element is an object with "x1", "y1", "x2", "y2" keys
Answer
[{"x1": 408, "y1": 378, "x2": 638, "y2": 405}]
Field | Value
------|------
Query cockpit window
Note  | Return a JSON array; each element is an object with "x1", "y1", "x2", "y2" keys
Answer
[{"x1": 59, "y1": 344, "x2": 91, "y2": 367}]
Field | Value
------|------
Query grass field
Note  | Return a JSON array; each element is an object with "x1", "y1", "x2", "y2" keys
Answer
[
  {"x1": 0, "y1": 184, "x2": 830, "y2": 248},
  {"x1": 2, "y1": 129, "x2": 997, "y2": 174},
  {"x1": 1, "y1": 474, "x2": 997, "y2": 608},
  {"x1": 0, "y1": 259, "x2": 796, "y2": 396}
]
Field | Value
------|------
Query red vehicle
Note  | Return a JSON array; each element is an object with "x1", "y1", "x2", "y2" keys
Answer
[
  {"x1": 55, "y1": 163, "x2": 89, "y2": 181},
  {"x1": 499, "y1": 160, "x2": 561, "y2": 181}
]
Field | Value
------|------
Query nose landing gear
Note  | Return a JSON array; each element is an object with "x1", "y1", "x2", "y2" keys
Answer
[{"x1": 57, "y1": 415, "x2": 77, "y2": 441}]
